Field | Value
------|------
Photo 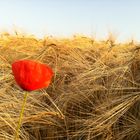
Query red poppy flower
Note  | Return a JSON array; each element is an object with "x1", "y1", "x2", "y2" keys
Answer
[{"x1": 12, "y1": 60, "x2": 53, "y2": 91}]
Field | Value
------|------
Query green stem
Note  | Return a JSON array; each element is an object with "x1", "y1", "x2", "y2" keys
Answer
[{"x1": 14, "y1": 92, "x2": 28, "y2": 140}]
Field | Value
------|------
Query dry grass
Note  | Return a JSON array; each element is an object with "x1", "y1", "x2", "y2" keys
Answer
[{"x1": 0, "y1": 32, "x2": 140, "y2": 140}]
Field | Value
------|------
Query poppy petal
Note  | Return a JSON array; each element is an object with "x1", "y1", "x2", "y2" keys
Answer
[{"x1": 12, "y1": 60, "x2": 53, "y2": 91}]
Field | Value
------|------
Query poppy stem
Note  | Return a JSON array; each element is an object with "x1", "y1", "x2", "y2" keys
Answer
[{"x1": 14, "y1": 92, "x2": 28, "y2": 140}]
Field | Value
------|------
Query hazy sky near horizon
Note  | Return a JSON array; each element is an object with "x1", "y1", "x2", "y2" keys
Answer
[{"x1": 0, "y1": 0, "x2": 139, "y2": 41}]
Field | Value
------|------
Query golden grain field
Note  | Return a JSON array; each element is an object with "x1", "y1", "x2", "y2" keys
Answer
[{"x1": 0, "y1": 32, "x2": 140, "y2": 140}]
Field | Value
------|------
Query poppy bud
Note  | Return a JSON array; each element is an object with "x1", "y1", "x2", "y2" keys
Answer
[{"x1": 12, "y1": 60, "x2": 53, "y2": 91}]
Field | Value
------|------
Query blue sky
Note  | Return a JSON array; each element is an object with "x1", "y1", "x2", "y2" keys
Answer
[{"x1": 0, "y1": 0, "x2": 139, "y2": 41}]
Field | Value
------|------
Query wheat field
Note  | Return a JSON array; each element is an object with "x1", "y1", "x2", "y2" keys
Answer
[{"x1": 0, "y1": 32, "x2": 140, "y2": 140}]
